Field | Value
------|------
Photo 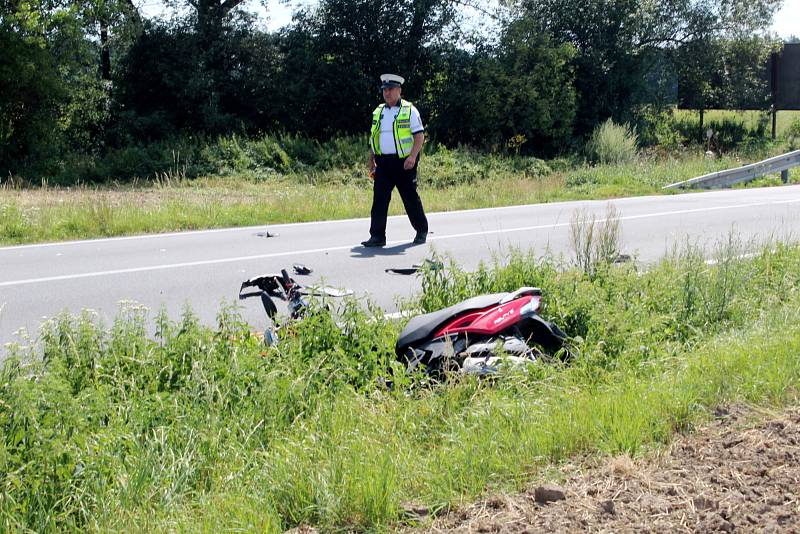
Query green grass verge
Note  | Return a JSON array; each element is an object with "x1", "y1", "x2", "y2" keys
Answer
[
  {"x1": 2, "y1": 146, "x2": 798, "y2": 246},
  {"x1": 673, "y1": 109, "x2": 800, "y2": 137},
  {"x1": 2, "y1": 237, "x2": 800, "y2": 532}
]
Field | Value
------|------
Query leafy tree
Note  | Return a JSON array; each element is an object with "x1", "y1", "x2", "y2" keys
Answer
[
  {"x1": 0, "y1": 23, "x2": 63, "y2": 165},
  {"x1": 79, "y1": 0, "x2": 142, "y2": 80},
  {"x1": 1, "y1": 1, "x2": 92, "y2": 165},
  {"x1": 515, "y1": 0, "x2": 783, "y2": 134},
  {"x1": 182, "y1": 0, "x2": 246, "y2": 45},
  {"x1": 677, "y1": 35, "x2": 777, "y2": 135},
  {"x1": 276, "y1": 0, "x2": 459, "y2": 136},
  {"x1": 113, "y1": 14, "x2": 284, "y2": 138},
  {"x1": 112, "y1": 21, "x2": 197, "y2": 139},
  {"x1": 716, "y1": 36, "x2": 777, "y2": 110},
  {"x1": 1, "y1": 0, "x2": 143, "y2": 172},
  {"x1": 428, "y1": 24, "x2": 576, "y2": 154}
]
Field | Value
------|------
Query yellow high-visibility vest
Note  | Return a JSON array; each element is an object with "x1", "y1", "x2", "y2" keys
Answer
[{"x1": 370, "y1": 100, "x2": 414, "y2": 157}]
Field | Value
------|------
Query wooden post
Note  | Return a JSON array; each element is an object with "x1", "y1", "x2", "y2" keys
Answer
[
  {"x1": 772, "y1": 107, "x2": 777, "y2": 140},
  {"x1": 782, "y1": 170, "x2": 789, "y2": 184}
]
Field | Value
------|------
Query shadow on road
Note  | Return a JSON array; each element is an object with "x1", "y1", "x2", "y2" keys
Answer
[{"x1": 350, "y1": 241, "x2": 425, "y2": 258}]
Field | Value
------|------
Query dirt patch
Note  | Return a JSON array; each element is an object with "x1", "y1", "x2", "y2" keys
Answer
[{"x1": 421, "y1": 405, "x2": 800, "y2": 533}]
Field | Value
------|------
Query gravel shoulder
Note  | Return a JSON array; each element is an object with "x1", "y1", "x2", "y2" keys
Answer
[{"x1": 418, "y1": 404, "x2": 800, "y2": 533}]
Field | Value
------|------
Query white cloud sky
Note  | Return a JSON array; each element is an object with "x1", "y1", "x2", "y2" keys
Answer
[{"x1": 772, "y1": 0, "x2": 800, "y2": 39}]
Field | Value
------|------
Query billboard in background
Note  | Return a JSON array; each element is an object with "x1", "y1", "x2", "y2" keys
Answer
[
  {"x1": 772, "y1": 43, "x2": 800, "y2": 110},
  {"x1": 677, "y1": 43, "x2": 800, "y2": 111}
]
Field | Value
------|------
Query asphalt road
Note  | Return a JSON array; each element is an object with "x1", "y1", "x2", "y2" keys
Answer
[{"x1": 2, "y1": 185, "x2": 800, "y2": 354}]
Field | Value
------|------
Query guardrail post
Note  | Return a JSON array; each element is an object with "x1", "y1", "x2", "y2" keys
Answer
[{"x1": 782, "y1": 170, "x2": 789, "y2": 184}]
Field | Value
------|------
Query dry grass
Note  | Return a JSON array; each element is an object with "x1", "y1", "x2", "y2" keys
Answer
[{"x1": 422, "y1": 404, "x2": 800, "y2": 533}]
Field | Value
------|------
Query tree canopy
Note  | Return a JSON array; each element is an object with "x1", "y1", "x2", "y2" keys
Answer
[{"x1": 0, "y1": 0, "x2": 785, "y2": 177}]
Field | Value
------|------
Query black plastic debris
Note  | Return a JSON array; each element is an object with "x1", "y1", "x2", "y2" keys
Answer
[
  {"x1": 293, "y1": 264, "x2": 313, "y2": 275},
  {"x1": 255, "y1": 231, "x2": 279, "y2": 238},
  {"x1": 385, "y1": 267, "x2": 418, "y2": 275},
  {"x1": 385, "y1": 259, "x2": 444, "y2": 275}
]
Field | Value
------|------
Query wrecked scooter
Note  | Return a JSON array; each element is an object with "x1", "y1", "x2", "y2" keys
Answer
[
  {"x1": 395, "y1": 287, "x2": 568, "y2": 377},
  {"x1": 239, "y1": 268, "x2": 350, "y2": 345}
]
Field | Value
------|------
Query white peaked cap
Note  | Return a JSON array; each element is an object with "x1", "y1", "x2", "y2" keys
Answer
[{"x1": 380, "y1": 74, "x2": 405, "y2": 87}]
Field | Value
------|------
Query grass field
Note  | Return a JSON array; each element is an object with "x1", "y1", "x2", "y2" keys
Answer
[
  {"x1": 673, "y1": 109, "x2": 800, "y2": 136},
  {"x1": 2, "y1": 146, "x2": 798, "y2": 246},
  {"x1": 3, "y1": 236, "x2": 800, "y2": 532}
]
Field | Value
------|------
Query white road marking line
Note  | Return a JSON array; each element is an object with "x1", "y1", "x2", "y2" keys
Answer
[
  {"x1": 1, "y1": 197, "x2": 798, "y2": 288},
  {"x1": 0, "y1": 244, "x2": 357, "y2": 287}
]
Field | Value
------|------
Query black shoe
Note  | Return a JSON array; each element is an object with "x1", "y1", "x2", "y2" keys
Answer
[
  {"x1": 413, "y1": 232, "x2": 428, "y2": 245},
  {"x1": 361, "y1": 237, "x2": 386, "y2": 247}
]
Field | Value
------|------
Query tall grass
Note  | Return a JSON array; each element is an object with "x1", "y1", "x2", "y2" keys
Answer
[
  {"x1": 3, "y1": 235, "x2": 800, "y2": 531},
  {"x1": 672, "y1": 109, "x2": 800, "y2": 138},
  {"x1": 586, "y1": 119, "x2": 639, "y2": 165},
  {"x1": 569, "y1": 203, "x2": 623, "y2": 277}
]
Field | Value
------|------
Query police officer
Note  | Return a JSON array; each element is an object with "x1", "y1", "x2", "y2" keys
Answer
[{"x1": 361, "y1": 74, "x2": 428, "y2": 248}]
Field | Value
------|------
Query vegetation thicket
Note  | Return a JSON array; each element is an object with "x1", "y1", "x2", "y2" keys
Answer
[
  {"x1": 0, "y1": 0, "x2": 787, "y2": 184},
  {"x1": 3, "y1": 233, "x2": 800, "y2": 531}
]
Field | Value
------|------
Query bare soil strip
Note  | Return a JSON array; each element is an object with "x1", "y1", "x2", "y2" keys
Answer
[{"x1": 421, "y1": 405, "x2": 800, "y2": 533}]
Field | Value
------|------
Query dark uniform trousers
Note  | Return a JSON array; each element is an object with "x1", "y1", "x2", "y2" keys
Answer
[{"x1": 369, "y1": 154, "x2": 428, "y2": 240}]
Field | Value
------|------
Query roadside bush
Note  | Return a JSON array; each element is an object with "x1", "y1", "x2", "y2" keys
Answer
[
  {"x1": 667, "y1": 114, "x2": 770, "y2": 153},
  {"x1": 510, "y1": 156, "x2": 553, "y2": 178},
  {"x1": 636, "y1": 109, "x2": 776, "y2": 154},
  {"x1": 421, "y1": 146, "x2": 488, "y2": 188},
  {"x1": 636, "y1": 107, "x2": 688, "y2": 149},
  {"x1": 784, "y1": 118, "x2": 800, "y2": 151},
  {"x1": 565, "y1": 168, "x2": 601, "y2": 188},
  {"x1": 419, "y1": 146, "x2": 555, "y2": 188},
  {"x1": 586, "y1": 119, "x2": 638, "y2": 165},
  {"x1": 709, "y1": 117, "x2": 769, "y2": 153}
]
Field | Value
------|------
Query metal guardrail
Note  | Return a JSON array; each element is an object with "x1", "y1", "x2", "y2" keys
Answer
[{"x1": 663, "y1": 149, "x2": 800, "y2": 190}]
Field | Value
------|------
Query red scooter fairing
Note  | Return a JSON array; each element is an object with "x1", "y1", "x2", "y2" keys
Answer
[{"x1": 433, "y1": 295, "x2": 540, "y2": 337}]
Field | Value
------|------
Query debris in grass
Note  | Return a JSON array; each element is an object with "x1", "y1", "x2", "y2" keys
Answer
[
  {"x1": 534, "y1": 484, "x2": 567, "y2": 504},
  {"x1": 400, "y1": 502, "x2": 430, "y2": 520},
  {"x1": 599, "y1": 499, "x2": 615, "y2": 514}
]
